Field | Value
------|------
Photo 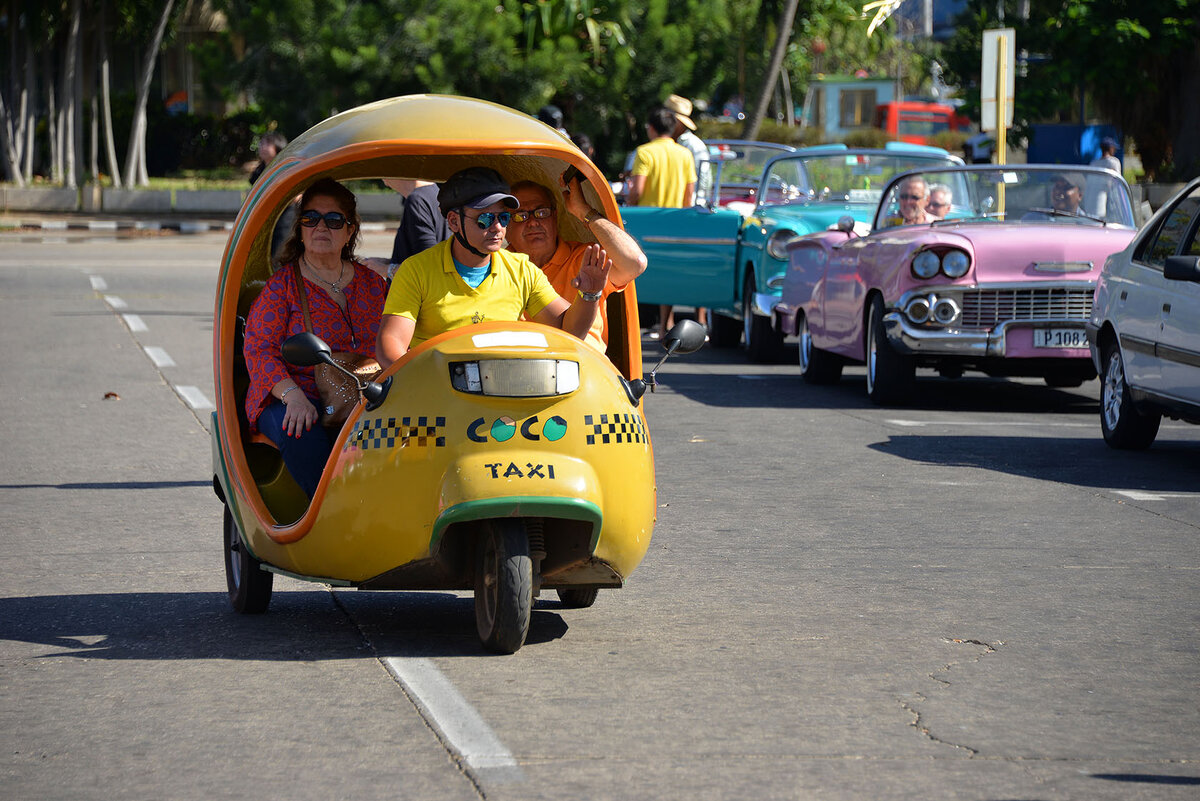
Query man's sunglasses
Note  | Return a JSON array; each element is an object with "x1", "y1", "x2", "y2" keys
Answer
[
  {"x1": 464, "y1": 211, "x2": 512, "y2": 229},
  {"x1": 511, "y1": 207, "x2": 554, "y2": 224},
  {"x1": 299, "y1": 210, "x2": 348, "y2": 229}
]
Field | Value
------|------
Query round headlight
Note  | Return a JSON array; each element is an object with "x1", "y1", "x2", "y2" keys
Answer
[
  {"x1": 905, "y1": 296, "x2": 932, "y2": 324},
  {"x1": 942, "y1": 250, "x2": 970, "y2": 278},
  {"x1": 766, "y1": 230, "x2": 800, "y2": 260},
  {"x1": 932, "y1": 297, "x2": 961, "y2": 325},
  {"x1": 912, "y1": 250, "x2": 940, "y2": 279}
]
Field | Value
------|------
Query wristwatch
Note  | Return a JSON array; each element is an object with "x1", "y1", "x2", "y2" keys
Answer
[
  {"x1": 578, "y1": 288, "x2": 603, "y2": 302},
  {"x1": 583, "y1": 209, "x2": 604, "y2": 225}
]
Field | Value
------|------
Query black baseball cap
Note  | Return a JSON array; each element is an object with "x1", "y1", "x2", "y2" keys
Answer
[{"x1": 437, "y1": 167, "x2": 519, "y2": 215}]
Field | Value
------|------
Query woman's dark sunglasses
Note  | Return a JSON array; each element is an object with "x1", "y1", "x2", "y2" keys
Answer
[
  {"x1": 465, "y1": 211, "x2": 512, "y2": 229},
  {"x1": 299, "y1": 210, "x2": 348, "y2": 229}
]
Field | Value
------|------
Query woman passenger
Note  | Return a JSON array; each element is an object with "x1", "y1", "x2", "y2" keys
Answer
[{"x1": 243, "y1": 178, "x2": 387, "y2": 498}]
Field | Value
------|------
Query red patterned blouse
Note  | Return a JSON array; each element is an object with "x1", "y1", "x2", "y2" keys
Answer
[{"x1": 243, "y1": 261, "x2": 387, "y2": 431}]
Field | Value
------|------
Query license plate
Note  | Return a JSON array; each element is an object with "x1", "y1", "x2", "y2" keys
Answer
[{"x1": 1033, "y1": 328, "x2": 1088, "y2": 348}]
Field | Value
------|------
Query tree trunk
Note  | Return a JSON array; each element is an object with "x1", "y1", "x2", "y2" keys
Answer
[
  {"x1": 63, "y1": 0, "x2": 82, "y2": 188},
  {"x1": 98, "y1": 0, "x2": 121, "y2": 186},
  {"x1": 741, "y1": 0, "x2": 800, "y2": 140},
  {"x1": 0, "y1": 0, "x2": 24, "y2": 185},
  {"x1": 123, "y1": 0, "x2": 174, "y2": 188},
  {"x1": 21, "y1": 27, "x2": 35, "y2": 183}
]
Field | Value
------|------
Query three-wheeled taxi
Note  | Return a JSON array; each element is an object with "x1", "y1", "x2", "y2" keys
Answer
[{"x1": 211, "y1": 95, "x2": 702, "y2": 652}]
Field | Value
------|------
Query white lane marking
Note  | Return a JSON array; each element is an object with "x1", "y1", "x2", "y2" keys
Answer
[
  {"x1": 143, "y1": 346, "x2": 176, "y2": 368},
  {"x1": 888, "y1": 419, "x2": 1092, "y2": 428},
  {"x1": 383, "y1": 656, "x2": 524, "y2": 781},
  {"x1": 1113, "y1": 490, "x2": 1199, "y2": 502},
  {"x1": 175, "y1": 385, "x2": 213, "y2": 410},
  {"x1": 122, "y1": 313, "x2": 148, "y2": 332},
  {"x1": 88, "y1": 220, "x2": 118, "y2": 230},
  {"x1": 89, "y1": 275, "x2": 108, "y2": 291},
  {"x1": 104, "y1": 295, "x2": 127, "y2": 309}
]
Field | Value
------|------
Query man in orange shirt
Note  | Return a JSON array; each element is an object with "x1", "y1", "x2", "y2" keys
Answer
[{"x1": 507, "y1": 174, "x2": 647, "y2": 351}]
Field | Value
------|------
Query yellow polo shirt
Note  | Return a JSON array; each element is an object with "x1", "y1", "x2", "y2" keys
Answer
[
  {"x1": 383, "y1": 238, "x2": 561, "y2": 349},
  {"x1": 631, "y1": 136, "x2": 697, "y2": 208}
]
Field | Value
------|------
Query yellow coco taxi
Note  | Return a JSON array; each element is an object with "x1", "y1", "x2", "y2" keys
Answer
[{"x1": 211, "y1": 95, "x2": 703, "y2": 653}]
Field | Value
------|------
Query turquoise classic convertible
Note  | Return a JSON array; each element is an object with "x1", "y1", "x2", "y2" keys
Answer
[{"x1": 619, "y1": 143, "x2": 963, "y2": 361}]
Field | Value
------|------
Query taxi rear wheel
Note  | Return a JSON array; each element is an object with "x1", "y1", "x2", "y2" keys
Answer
[
  {"x1": 474, "y1": 520, "x2": 533, "y2": 653},
  {"x1": 223, "y1": 506, "x2": 273, "y2": 613},
  {"x1": 556, "y1": 587, "x2": 599, "y2": 608}
]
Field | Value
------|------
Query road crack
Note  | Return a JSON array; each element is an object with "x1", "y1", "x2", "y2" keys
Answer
[{"x1": 900, "y1": 637, "x2": 1003, "y2": 756}]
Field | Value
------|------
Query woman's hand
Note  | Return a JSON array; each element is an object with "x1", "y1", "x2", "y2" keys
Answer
[{"x1": 282, "y1": 393, "x2": 318, "y2": 437}]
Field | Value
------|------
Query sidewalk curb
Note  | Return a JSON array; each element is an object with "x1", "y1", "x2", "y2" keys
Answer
[{"x1": 0, "y1": 217, "x2": 390, "y2": 235}]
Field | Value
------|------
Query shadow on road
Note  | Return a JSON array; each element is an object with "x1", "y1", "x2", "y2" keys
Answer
[
  {"x1": 870, "y1": 434, "x2": 1199, "y2": 492},
  {"x1": 0, "y1": 590, "x2": 569, "y2": 660}
]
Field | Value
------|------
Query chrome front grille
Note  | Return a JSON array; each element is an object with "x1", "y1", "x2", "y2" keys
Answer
[{"x1": 958, "y1": 286, "x2": 1094, "y2": 329}]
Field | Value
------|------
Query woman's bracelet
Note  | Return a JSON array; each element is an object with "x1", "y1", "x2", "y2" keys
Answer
[{"x1": 280, "y1": 385, "x2": 299, "y2": 402}]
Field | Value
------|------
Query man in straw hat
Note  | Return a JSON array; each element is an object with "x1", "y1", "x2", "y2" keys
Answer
[{"x1": 664, "y1": 94, "x2": 711, "y2": 205}]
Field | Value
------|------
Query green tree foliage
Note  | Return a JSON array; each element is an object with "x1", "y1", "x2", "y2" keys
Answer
[{"x1": 942, "y1": 0, "x2": 1200, "y2": 179}]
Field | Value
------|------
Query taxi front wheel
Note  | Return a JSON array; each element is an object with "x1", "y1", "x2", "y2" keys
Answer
[
  {"x1": 475, "y1": 520, "x2": 532, "y2": 653},
  {"x1": 223, "y1": 506, "x2": 273, "y2": 613}
]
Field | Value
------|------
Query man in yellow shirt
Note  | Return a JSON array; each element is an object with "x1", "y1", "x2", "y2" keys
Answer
[
  {"x1": 625, "y1": 107, "x2": 696, "y2": 208},
  {"x1": 375, "y1": 167, "x2": 611, "y2": 367},
  {"x1": 626, "y1": 106, "x2": 697, "y2": 338},
  {"x1": 506, "y1": 175, "x2": 647, "y2": 351}
]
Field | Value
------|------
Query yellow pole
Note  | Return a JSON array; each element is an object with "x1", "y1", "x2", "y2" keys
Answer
[{"x1": 996, "y1": 34, "x2": 1008, "y2": 217}]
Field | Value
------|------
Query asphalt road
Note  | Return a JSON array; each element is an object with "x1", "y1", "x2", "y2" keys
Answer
[{"x1": 2, "y1": 227, "x2": 1198, "y2": 800}]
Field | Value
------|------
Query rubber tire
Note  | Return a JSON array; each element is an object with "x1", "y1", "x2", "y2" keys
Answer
[
  {"x1": 1044, "y1": 366, "x2": 1096, "y2": 388},
  {"x1": 743, "y1": 273, "x2": 784, "y2": 363},
  {"x1": 1100, "y1": 341, "x2": 1160, "y2": 449},
  {"x1": 556, "y1": 587, "x2": 599, "y2": 608},
  {"x1": 708, "y1": 313, "x2": 742, "y2": 348},
  {"x1": 866, "y1": 296, "x2": 914, "y2": 406},
  {"x1": 798, "y1": 312, "x2": 843, "y2": 384},
  {"x1": 223, "y1": 506, "x2": 273, "y2": 614},
  {"x1": 474, "y1": 520, "x2": 533, "y2": 654}
]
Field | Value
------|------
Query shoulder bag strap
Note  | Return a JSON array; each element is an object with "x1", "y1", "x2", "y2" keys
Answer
[{"x1": 291, "y1": 262, "x2": 313, "y2": 333}]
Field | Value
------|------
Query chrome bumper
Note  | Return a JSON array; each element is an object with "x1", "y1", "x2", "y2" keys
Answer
[{"x1": 882, "y1": 312, "x2": 1088, "y2": 358}]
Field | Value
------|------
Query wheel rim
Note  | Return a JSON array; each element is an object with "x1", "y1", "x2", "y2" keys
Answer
[
  {"x1": 226, "y1": 511, "x2": 245, "y2": 591},
  {"x1": 866, "y1": 308, "x2": 879, "y2": 394},
  {"x1": 798, "y1": 316, "x2": 812, "y2": 372},
  {"x1": 742, "y1": 288, "x2": 754, "y2": 347},
  {"x1": 1102, "y1": 350, "x2": 1125, "y2": 430}
]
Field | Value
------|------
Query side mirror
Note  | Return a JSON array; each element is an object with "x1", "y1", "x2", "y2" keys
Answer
[
  {"x1": 626, "y1": 319, "x2": 708, "y2": 403},
  {"x1": 1164, "y1": 255, "x2": 1200, "y2": 283},
  {"x1": 282, "y1": 331, "x2": 334, "y2": 367},
  {"x1": 281, "y1": 332, "x2": 392, "y2": 411},
  {"x1": 662, "y1": 319, "x2": 707, "y2": 355}
]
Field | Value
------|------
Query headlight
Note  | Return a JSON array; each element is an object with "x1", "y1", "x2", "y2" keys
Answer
[
  {"x1": 449, "y1": 359, "x2": 579, "y2": 397},
  {"x1": 942, "y1": 250, "x2": 970, "y2": 278},
  {"x1": 912, "y1": 250, "x2": 940, "y2": 279},
  {"x1": 932, "y1": 297, "x2": 961, "y2": 325},
  {"x1": 766, "y1": 230, "x2": 800, "y2": 260},
  {"x1": 905, "y1": 296, "x2": 932, "y2": 324}
]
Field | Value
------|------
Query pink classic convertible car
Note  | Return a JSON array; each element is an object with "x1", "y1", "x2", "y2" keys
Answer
[{"x1": 773, "y1": 165, "x2": 1138, "y2": 404}]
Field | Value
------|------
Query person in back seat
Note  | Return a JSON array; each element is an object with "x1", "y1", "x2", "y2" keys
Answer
[
  {"x1": 243, "y1": 178, "x2": 387, "y2": 498},
  {"x1": 506, "y1": 175, "x2": 647, "y2": 352}
]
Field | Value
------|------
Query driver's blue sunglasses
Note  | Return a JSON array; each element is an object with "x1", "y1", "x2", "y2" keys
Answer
[{"x1": 464, "y1": 211, "x2": 512, "y2": 229}]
